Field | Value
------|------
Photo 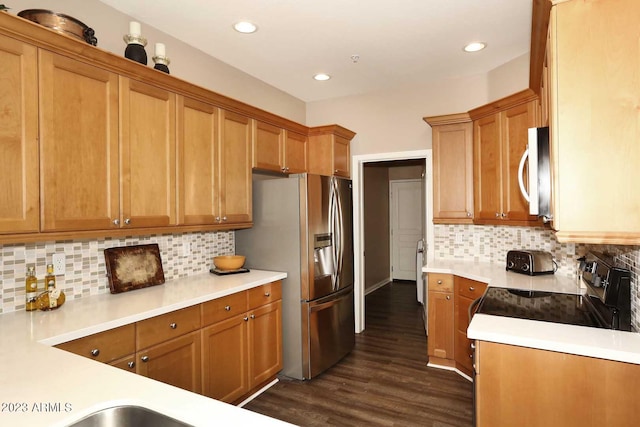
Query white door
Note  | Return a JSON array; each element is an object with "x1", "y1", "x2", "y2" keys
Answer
[{"x1": 390, "y1": 180, "x2": 423, "y2": 280}]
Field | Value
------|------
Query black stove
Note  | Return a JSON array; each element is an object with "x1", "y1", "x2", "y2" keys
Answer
[{"x1": 475, "y1": 287, "x2": 604, "y2": 328}]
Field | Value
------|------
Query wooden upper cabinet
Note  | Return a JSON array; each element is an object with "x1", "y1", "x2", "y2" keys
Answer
[
  {"x1": 177, "y1": 96, "x2": 218, "y2": 225},
  {"x1": 424, "y1": 113, "x2": 474, "y2": 223},
  {"x1": 283, "y1": 131, "x2": 307, "y2": 173},
  {"x1": 470, "y1": 90, "x2": 540, "y2": 226},
  {"x1": 120, "y1": 78, "x2": 176, "y2": 229},
  {"x1": 548, "y1": 0, "x2": 640, "y2": 243},
  {"x1": 253, "y1": 120, "x2": 284, "y2": 173},
  {"x1": 219, "y1": 110, "x2": 252, "y2": 224},
  {"x1": 0, "y1": 35, "x2": 39, "y2": 234},
  {"x1": 39, "y1": 50, "x2": 119, "y2": 232},
  {"x1": 252, "y1": 122, "x2": 308, "y2": 174},
  {"x1": 308, "y1": 125, "x2": 356, "y2": 178}
]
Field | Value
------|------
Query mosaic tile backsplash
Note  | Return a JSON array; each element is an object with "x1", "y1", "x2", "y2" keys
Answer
[
  {"x1": 434, "y1": 224, "x2": 640, "y2": 332},
  {"x1": 0, "y1": 231, "x2": 234, "y2": 314}
]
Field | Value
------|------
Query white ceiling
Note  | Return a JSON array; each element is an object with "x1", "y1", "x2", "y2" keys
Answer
[{"x1": 98, "y1": 0, "x2": 533, "y2": 103}]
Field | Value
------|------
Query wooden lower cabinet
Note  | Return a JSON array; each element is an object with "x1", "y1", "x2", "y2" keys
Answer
[
  {"x1": 454, "y1": 277, "x2": 487, "y2": 377},
  {"x1": 475, "y1": 341, "x2": 640, "y2": 427},
  {"x1": 109, "y1": 354, "x2": 137, "y2": 373},
  {"x1": 136, "y1": 330, "x2": 202, "y2": 394},
  {"x1": 55, "y1": 323, "x2": 135, "y2": 364},
  {"x1": 248, "y1": 300, "x2": 283, "y2": 387},
  {"x1": 427, "y1": 274, "x2": 454, "y2": 366}
]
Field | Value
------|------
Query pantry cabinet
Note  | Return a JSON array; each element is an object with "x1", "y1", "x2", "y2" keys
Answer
[
  {"x1": 423, "y1": 113, "x2": 474, "y2": 223},
  {"x1": 39, "y1": 50, "x2": 120, "y2": 232},
  {"x1": 120, "y1": 78, "x2": 176, "y2": 229},
  {"x1": 176, "y1": 96, "x2": 219, "y2": 225},
  {"x1": 0, "y1": 35, "x2": 39, "y2": 234},
  {"x1": 470, "y1": 91, "x2": 540, "y2": 226},
  {"x1": 308, "y1": 125, "x2": 355, "y2": 178},
  {"x1": 546, "y1": 0, "x2": 640, "y2": 243}
]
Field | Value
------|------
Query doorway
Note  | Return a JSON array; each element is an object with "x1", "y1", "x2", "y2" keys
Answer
[
  {"x1": 390, "y1": 179, "x2": 423, "y2": 281},
  {"x1": 353, "y1": 150, "x2": 433, "y2": 333}
]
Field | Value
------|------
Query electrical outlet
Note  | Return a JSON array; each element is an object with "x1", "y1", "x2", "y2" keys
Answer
[
  {"x1": 181, "y1": 242, "x2": 191, "y2": 257},
  {"x1": 52, "y1": 253, "x2": 65, "y2": 275}
]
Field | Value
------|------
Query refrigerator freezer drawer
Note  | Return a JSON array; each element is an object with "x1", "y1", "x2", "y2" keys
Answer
[{"x1": 305, "y1": 286, "x2": 355, "y2": 378}]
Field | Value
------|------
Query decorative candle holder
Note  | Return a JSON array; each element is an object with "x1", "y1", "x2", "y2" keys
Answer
[
  {"x1": 152, "y1": 43, "x2": 170, "y2": 74},
  {"x1": 123, "y1": 21, "x2": 147, "y2": 65}
]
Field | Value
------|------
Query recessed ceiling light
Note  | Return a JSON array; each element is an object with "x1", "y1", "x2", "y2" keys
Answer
[
  {"x1": 233, "y1": 21, "x2": 258, "y2": 34},
  {"x1": 463, "y1": 42, "x2": 487, "y2": 52},
  {"x1": 313, "y1": 73, "x2": 331, "y2": 81}
]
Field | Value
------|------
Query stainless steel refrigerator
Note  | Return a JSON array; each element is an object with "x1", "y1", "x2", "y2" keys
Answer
[{"x1": 236, "y1": 173, "x2": 355, "y2": 380}]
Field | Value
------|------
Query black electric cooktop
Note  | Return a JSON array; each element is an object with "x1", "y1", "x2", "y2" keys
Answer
[{"x1": 475, "y1": 287, "x2": 604, "y2": 328}]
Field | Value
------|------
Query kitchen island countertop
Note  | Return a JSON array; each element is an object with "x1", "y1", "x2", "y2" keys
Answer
[
  {"x1": 423, "y1": 259, "x2": 640, "y2": 365},
  {"x1": 0, "y1": 269, "x2": 293, "y2": 427}
]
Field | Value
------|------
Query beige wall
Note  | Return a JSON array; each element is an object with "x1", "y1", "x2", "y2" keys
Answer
[
  {"x1": 13, "y1": 0, "x2": 306, "y2": 123},
  {"x1": 363, "y1": 165, "x2": 390, "y2": 291},
  {"x1": 487, "y1": 53, "x2": 530, "y2": 102},
  {"x1": 388, "y1": 164, "x2": 423, "y2": 180}
]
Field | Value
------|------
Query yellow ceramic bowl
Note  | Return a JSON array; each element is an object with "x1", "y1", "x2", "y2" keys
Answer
[{"x1": 213, "y1": 255, "x2": 246, "y2": 271}]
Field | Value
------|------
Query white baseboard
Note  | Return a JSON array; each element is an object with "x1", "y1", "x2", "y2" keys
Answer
[
  {"x1": 426, "y1": 362, "x2": 473, "y2": 382},
  {"x1": 364, "y1": 278, "x2": 391, "y2": 295},
  {"x1": 237, "y1": 378, "x2": 279, "y2": 407}
]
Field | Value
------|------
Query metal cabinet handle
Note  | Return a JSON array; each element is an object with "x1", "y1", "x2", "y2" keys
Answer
[
  {"x1": 495, "y1": 212, "x2": 500, "y2": 218},
  {"x1": 90, "y1": 349, "x2": 100, "y2": 357},
  {"x1": 250, "y1": 314, "x2": 255, "y2": 319},
  {"x1": 471, "y1": 342, "x2": 476, "y2": 350},
  {"x1": 222, "y1": 216, "x2": 227, "y2": 221},
  {"x1": 141, "y1": 356, "x2": 149, "y2": 362},
  {"x1": 124, "y1": 218, "x2": 131, "y2": 225},
  {"x1": 501, "y1": 213, "x2": 507, "y2": 218},
  {"x1": 215, "y1": 216, "x2": 221, "y2": 222},
  {"x1": 469, "y1": 287, "x2": 475, "y2": 291},
  {"x1": 224, "y1": 305, "x2": 231, "y2": 311},
  {"x1": 127, "y1": 361, "x2": 136, "y2": 369},
  {"x1": 285, "y1": 167, "x2": 290, "y2": 172},
  {"x1": 264, "y1": 292, "x2": 271, "y2": 297},
  {"x1": 112, "y1": 219, "x2": 120, "y2": 226},
  {"x1": 466, "y1": 211, "x2": 472, "y2": 217},
  {"x1": 169, "y1": 322, "x2": 177, "y2": 329},
  {"x1": 243, "y1": 316, "x2": 249, "y2": 321},
  {"x1": 281, "y1": 167, "x2": 286, "y2": 172},
  {"x1": 446, "y1": 295, "x2": 450, "y2": 300},
  {"x1": 334, "y1": 169, "x2": 339, "y2": 173},
  {"x1": 437, "y1": 280, "x2": 442, "y2": 284}
]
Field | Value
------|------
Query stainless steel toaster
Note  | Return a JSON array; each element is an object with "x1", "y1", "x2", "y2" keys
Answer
[{"x1": 506, "y1": 250, "x2": 555, "y2": 275}]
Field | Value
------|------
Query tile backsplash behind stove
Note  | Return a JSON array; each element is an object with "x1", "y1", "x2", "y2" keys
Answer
[
  {"x1": 434, "y1": 224, "x2": 640, "y2": 331},
  {"x1": 0, "y1": 231, "x2": 234, "y2": 314}
]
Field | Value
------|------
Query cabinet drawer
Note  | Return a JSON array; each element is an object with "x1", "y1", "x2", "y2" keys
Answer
[
  {"x1": 202, "y1": 291, "x2": 248, "y2": 327},
  {"x1": 136, "y1": 305, "x2": 201, "y2": 350},
  {"x1": 456, "y1": 277, "x2": 487, "y2": 300},
  {"x1": 109, "y1": 354, "x2": 137, "y2": 373},
  {"x1": 248, "y1": 281, "x2": 282, "y2": 310},
  {"x1": 56, "y1": 323, "x2": 135, "y2": 364},
  {"x1": 428, "y1": 273, "x2": 453, "y2": 292}
]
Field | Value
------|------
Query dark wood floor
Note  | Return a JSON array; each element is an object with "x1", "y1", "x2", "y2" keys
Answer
[{"x1": 244, "y1": 281, "x2": 473, "y2": 426}]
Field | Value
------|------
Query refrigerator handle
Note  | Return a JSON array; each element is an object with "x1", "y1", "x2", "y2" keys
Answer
[
  {"x1": 329, "y1": 178, "x2": 338, "y2": 291},
  {"x1": 335, "y1": 178, "x2": 344, "y2": 290}
]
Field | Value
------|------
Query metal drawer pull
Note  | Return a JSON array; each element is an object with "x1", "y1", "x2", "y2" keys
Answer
[
  {"x1": 243, "y1": 316, "x2": 249, "y2": 321},
  {"x1": 470, "y1": 342, "x2": 476, "y2": 350},
  {"x1": 469, "y1": 287, "x2": 475, "y2": 291},
  {"x1": 169, "y1": 323, "x2": 177, "y2": 329},
  {"x1": 224, "y1": 305, "x2": 231, "y2": 311},
  {"x1": 127, "y1": 361, "x2": 135, "y2": 369},
  {"x1": 141, "y1": 356, "x2": 149, "y2": 362},
  {"x1": 446, "y1": 295, "x2": 450, "y2": 300},
  {"x1": 250, "y1": 314, "x2": 255, "y2": 319},
  {"x1": 90, "y1": 349, "x2": 100, "y2": 357},
  {"x1": 437, "y1": 280, "x2": 442, "y2": 284},
  {"x1": 264, "y1": 292, "x2": 271, "y2": 297}
]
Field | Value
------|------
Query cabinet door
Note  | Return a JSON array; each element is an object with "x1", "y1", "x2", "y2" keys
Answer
[
  {"x1": 473, "y1": 114, "x2": 502, "y2": 222},
  {"x1": 427, "y1": 291, "x2": 454, "y2": 360},
  {"x1": 136, "y1": 331, "x2": 201, "y2": 394},
  {"x1": 0, "y1": 36, "x2": 38, "y2": 234},
  {"x1": 253, "y1": 120, "x2": 283, "y2": 173},
  {"x1": 120, "y1": 78, "x2": 176, "y2": 228},
  {"x1": 333, "y1": 135, "x2": 350, "y2": 178},
  {"x1": 177, "y1": 96, "x2": 218, "y2": 225},
  {"x1": 39, "y1": 51, "x2": 119, "y2": 232},
  {"x1": 201, "y1": 314, "x2": 249, "y2": 402},
  {"x1": 283, "y1": 131, "x2": 307, "y2": 173},
  {"x1": 432, "y1": 121, "x2": 474, "y2": 222},
  {"x1": 248, "y1": 300, "x2": 283, "y2": 388},
  {"x1": 219, "y1": 110, "x2": 252, "y2": 224},
  {"x1": 501, "y1": 102, "x2": 539, "y2": 222}
]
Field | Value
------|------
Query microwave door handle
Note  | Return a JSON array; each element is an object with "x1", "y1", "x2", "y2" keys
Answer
[{"x1": 518, "y1": 148, "x2": 530, "y2": 203}]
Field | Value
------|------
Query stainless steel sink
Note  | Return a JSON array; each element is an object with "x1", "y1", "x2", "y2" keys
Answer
[{"x1": 66, "y1": 405, "x2": 193, "y2": 427}]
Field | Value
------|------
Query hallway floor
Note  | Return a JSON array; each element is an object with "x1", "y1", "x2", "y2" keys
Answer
[{"x1": 243, "y1": 281, "x2": 473, "y2": 426}]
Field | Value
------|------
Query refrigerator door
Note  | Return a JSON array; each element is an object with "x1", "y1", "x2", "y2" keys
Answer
[{"x1": 304, "y1": 285, "x2": 355, "y2": 378}]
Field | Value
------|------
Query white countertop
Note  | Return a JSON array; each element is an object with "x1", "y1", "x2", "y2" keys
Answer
[
  {"x1": 0, "y1": 269, "x2": 294, "y2": 427},
  {"x1": 423, "y1": 259, "x2": 640, "y2": 365}
]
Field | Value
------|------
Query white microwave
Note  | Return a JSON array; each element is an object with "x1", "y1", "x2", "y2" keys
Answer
[{"x1": 518, "y1": 127, "x2": 551, "y2": 221}]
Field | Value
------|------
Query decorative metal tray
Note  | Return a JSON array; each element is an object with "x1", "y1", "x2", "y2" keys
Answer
[{"x1": 104, "y1": 244, "x2": 165, "y2": 294}]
